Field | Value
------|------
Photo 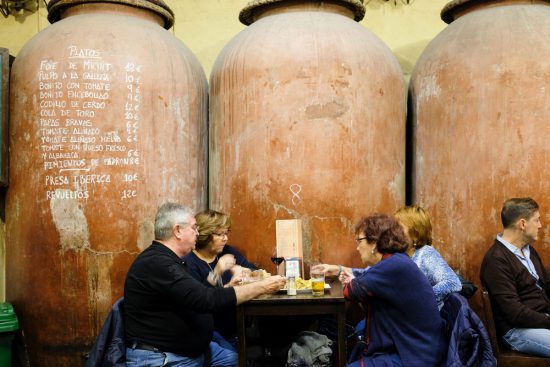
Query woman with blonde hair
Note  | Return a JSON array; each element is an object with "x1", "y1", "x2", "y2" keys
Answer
[
  {"x1": 394, "y1": 205, "x2": 461, "y2": 308},
  {"x1": 183, "y1": 210, "x2": 257, "y2": 347}
]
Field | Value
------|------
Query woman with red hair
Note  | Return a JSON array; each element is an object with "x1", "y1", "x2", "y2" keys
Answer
[{"x1": 338, "y1": 214, "x2": 445, "y2": 367}]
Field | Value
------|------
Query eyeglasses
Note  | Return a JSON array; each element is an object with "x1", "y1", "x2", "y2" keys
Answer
[
  {"x1": 355, "y1": 236, "x2": 368, "y2": 245},
  {"x1": 213, "y1": 230, "x2": 230, "y2": 238}
]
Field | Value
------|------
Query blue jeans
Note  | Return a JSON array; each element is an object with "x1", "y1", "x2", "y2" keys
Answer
[
  {"x1": 212, "y1": 331, "x2": 237, "y2": 351},
  {"x1": 503, "y1": 328, "x2": 550, "y2": 357},
  {"x1": 126, "y1": 341, "x2": 237, "y2": 367}
]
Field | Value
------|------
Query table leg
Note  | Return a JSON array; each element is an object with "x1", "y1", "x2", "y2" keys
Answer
[
  {"x1": 337, "y1": 304, "x2": 347, "y2": 367},
  {"x1": 237, "y1": 306, "x2": 247, "y2": 367}
]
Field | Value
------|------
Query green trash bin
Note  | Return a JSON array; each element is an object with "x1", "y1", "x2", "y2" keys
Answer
[{"x1": 0, "y1": 303, "x2": 19, "y2": 366}]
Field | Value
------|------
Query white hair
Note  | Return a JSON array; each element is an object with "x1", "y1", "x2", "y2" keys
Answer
[{"x1": 154, "y1": 202, "x2": 194, "y2": 240}]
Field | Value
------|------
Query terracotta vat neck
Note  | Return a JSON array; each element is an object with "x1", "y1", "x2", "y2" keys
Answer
[
  {"x1": 239, "y1": 0, "x2": 366, "y2": 25},
  {"x1": 441, "y1": 0, "x2": 550, "y2": 24},
  {"x1": 47, "y1": 0, "x2": 174, "y2": 29}
]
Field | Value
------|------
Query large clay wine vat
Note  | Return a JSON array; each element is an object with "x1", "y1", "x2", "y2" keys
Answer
[
  {"x1": 410, "y1": 0, "x2": 550, "y2": 290},
  {"x1": 210, "y1": 0, "x2": 405, "y2": 270},
  {"x1": 6, "y1": 1, "x2": 207, "y2": 365}
]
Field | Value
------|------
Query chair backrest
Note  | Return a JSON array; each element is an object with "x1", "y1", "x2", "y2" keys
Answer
[
  {"x1": 481, "y1": 289, "x2": 550, "y2": 367},
  {"x1": 481, "y1": 289, "x2": 500, "y2": 357}
]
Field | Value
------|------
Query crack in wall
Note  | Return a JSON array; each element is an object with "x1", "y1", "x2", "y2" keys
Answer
[{"x1": 83, "y1": 248, "x2": 140, "y2": 256}]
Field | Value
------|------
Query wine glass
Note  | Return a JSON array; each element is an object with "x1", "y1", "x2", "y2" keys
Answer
[{"x1": 271, "y1": 249, "x2": 284, "y2": 275}]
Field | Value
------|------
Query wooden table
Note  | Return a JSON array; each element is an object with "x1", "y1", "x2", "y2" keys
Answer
[{"x1": 236, "y1": 281, "x2": 347, "y2": 367}]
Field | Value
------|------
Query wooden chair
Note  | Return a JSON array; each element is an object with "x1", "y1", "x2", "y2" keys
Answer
[{"x1": 481, "y1": 289, "x2": 549, "y2": 367}]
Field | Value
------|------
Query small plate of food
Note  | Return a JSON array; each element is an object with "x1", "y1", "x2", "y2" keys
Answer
[{"x1": 279, "y1": 277, "x2": 331, "y2": 293}]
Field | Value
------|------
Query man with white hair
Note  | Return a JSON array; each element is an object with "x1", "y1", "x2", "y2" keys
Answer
[{"x1": 124, "y1": 202, "x2": 286, "y2": 367}]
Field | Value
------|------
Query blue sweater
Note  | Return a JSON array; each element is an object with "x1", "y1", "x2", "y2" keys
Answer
[
  {"x1": 411, "y1": 245, "x2": 462, "y2": 307},
  {"x1": 354, "y1": 245, "x2": 461, "y2": 308},
  {"x1": 345, "y1": 253, "x2": 446, "y2": 367}
]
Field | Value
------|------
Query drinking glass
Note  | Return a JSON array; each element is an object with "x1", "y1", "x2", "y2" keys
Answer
[
  {"x1": 310, "y1": 268, "x2": 325, "y2": 297},
  {"x1": 271, "y1": 249, "x2": 284, "y2": 275}
]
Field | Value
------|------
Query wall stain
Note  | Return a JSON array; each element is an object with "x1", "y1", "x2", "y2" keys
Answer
[
  {"x1": 305, "y1": 101, "x2": 348, "y2": 120},
  {"x1": 137, "y1": 219, "x2": 155, "y2": 251},
  {"x1": 50, "y1": 192, "x2": 90, "y2": 252}
]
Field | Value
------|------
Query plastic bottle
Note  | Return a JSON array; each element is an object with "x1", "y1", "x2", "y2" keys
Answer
[{"x1": 287, "y1": 276, "x2": 297, "y2": 296}]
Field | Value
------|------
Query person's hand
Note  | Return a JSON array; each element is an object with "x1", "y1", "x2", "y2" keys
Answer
[
  {"x1": 224, "y1": 265, "x2": 256, "y2": 287},
  {"x1": 258, "y1": 275, "x2": 286, "y2": 294},
  {"x1": 226, "y1": 272, "x2": 243, "y2": 287},
  {"x1": 339, "y1": 269, "x2": 354, "y2": 285},
  {"x1": 311, "y1": 263, "x2": 339, "y2": 277},
  {"x1": 215, "y1": 254, "x2": 236, "y2": 274}
]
